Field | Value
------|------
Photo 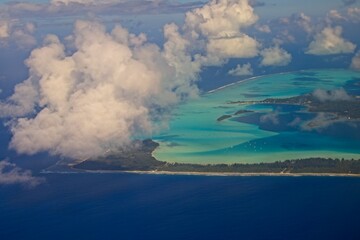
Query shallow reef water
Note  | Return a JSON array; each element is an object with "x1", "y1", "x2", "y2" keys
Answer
[{"x1": 153, "y1": 69, "x2": 360, "y2": 164}]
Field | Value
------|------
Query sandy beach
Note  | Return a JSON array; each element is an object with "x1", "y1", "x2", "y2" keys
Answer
[{"x1": 77, "y1": 169, "x2": 360, "y2": 177}]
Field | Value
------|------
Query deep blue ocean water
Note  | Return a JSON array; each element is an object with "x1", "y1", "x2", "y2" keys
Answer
[{"x1": 1, "y1": 173, "x2": 360, "y2": 240}]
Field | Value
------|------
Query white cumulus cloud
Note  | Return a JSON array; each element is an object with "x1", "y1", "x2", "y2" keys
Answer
[
  {"x1": 0, "y1": 18, "x2": 36, "y2": 48},
  {"x1": 184, "y1": 0, "x2": 260, "y2": 65},
  {"x1": 1, "y1": 20, "x2": 201, "y2": 159},
  {"x1": 184, "y1": 0, "x2": 258, "y2": 38},
  {"x1": 306, "y1": 26, "x2": 356, "y2": 55},
  {"x1": 228, "y1": 63, "x2": 253, "y2": 76},
  {"x1": 255, "y1": 24, "x2": 271, "y2": 33},
  {"x1": 206, "y1": 35, "x2": 258, "y2": 61},
  {"x1": 0, "y1": 0, "x2": 280, "y2": 160},
  {"x1": 312, "y1": 88, "x2": 353, "y2": 102},
  {"x1": 260, "y1": 46, "x2": 291, "y2": 66}
]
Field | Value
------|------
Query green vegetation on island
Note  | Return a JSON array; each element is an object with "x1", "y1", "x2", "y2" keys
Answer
[
  {"x1": 75, "y1": 139, "x2": 164, "y2": 171},
  {"x1": 74, "y1": 140, "x2": 360, "y2": 174},
  {"x1": 228, "y1": 93, "x2": 360, "y2": 120},
  {"x1": 217, "y1": 115, "x2": 232, "y2": 122},
  {"x1": 159, "y1": 158, "x2": 360, "y2": 174},
  {"x1": 217, "y1": 110, "x2": 254, "y2": 122}
]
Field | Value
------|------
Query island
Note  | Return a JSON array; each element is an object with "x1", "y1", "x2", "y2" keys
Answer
[
  {"x1": 73, "y1": 91, "x2": 360, "y2": 176},
  {"x1": 228, "y1": 92, "x2": 360, "y2": 120},
  {"x1": 73, "y1": 139, "x2": 360, "y2": 176}
]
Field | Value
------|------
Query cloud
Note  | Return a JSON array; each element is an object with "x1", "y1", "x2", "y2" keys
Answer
[
  {"x1": 0, "y1": 20, "x2": 10, "y2": 38},
  {"x1": 296, "y1": 13, "x2": 313, "y2": 34},
  {"x1": 0, "y1": 160, "x2": 44, "y2": 188},
  {"x1": 312, "y1": 88, "x2": 353, "y2": 102},
  {"x1": 183, "y1": 0, "x2": 260, "y2": 65},
  {"x1": 327, "y1": 10, "x2": 345, "y2": 22},
  {"x1": 2, "y1": 0, "x2": 260, "y2": 64},
  {"x1": 1, "y1": 20, "x2": 202, "y2": 159},
  {"x1": 4, "y1": 0, "x2": 205, "y2": 18},
  {"x1": 184, "y1": 0, "x2": 258, "y2": 38},
  {"x1": 51, "y1": 0, "x2": 117, "y2": 5},
  {"x1": 205, "y1": 35, "x2": 259, "y2": 61},
  {"x1": 0, "y1": 78, "x2": 38, "y2": 117},
  {"x1": 260, "y1": 111, "x2": 279, "y2": 125},
  {"x1": 255, "y1": 24, "x2": 271, "y2": 33},
  {"x1": 351, "y1": 51, "x2": 360, "y2": 70},
  {"x1": 288, "y1": 117, "x2": 302, "y2": 127},
  {"x1": 163, "y1": 23, "x2": 201, "y2": 95},
  {"x1": 11, "y1": 22, "x2": 37, "y2": 48},
  {"x1": 276, "y1": 13, "x2": 313, "y2": 34},
  {"x1": 0, "y1": 18, "x2": 36, "y2": 48},
  {"x1": 306, "y1": 26, "x2": 356, "y2": 55},
  {"x1": 275, "y1": 31, "x2": 295, "y2": 44},
  {"x1": 302, "y1": 112, "x2": 340, "y2": 131},
  {"x1": 228, "y1": 63, "x2": 253, "y2": 76},
  {"x1": 266, "y1": 13, "x2": 314, "y2": 45},
  {"x1": 0, "y1": 0, "x2": 268, "y2": 160},
  {"x1": 2, "y1": 0, "x2": 262, "y2": 64},
  {"x1": 348, "y1": 7, "x2": 360, "y2": 22},
  {"x1": 260, "y1": 46, "x2": 291, "y2": 66}
]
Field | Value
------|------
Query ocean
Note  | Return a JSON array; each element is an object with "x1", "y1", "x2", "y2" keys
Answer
[
  {"x1": 1, "y1": 69, "x2": 360, "y2": 240},
  {"x1": 1, "y1": 173, "x2": 360, "y2": 240}
]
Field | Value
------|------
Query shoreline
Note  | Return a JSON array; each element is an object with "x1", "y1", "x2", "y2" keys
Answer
[
  {"x1": 205, "y1": 68, "x2": 348, "y2": 95},
  {"x1": 125, "y1": 170, "x2": 360, "y2": 177},
  {"x1": 75, "y1": 169, "x2": 360, "y2": 177}
]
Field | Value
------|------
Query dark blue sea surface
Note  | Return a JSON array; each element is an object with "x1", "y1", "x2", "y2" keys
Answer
[{"x1": 1, "y1": 173, "x2": 360, "y2": 240}]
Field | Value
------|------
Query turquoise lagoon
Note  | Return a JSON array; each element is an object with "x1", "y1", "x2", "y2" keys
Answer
[{"x1": 153, "y1": 69, "x2": 360, "y2": 164}]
